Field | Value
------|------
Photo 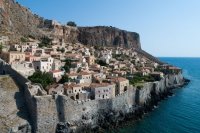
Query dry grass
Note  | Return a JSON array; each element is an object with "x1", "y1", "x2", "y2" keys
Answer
[{"x1": 0, "y1": 75, "x2": 18, "y2": 91}]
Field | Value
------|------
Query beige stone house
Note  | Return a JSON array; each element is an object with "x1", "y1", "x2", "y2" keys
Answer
[
  {"x1": 85, "y1": 56, "x2": 96, "y2": 66},
  {"x1": 0, "y1": 51, "x2": 25, "y2": 64},
  {"x1": 90, "y1": 83, "x2": 115, "y2": 100},
  {"x1": 111, "y1": 77, "x2": 129, "y2": 95},
  {"x1": 64, "y1": 83, "x2": 89, "y2": 100}
]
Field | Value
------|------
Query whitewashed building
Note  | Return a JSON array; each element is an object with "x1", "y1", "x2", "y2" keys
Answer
[{"x1": 33, "y1": 57, "x2": 54, "y2": 72}]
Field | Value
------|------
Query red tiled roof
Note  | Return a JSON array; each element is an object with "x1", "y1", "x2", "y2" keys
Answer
[
  {"x1": 90, "y1": 83, "x2": 114, "y2": 88},
  {"x1": 63, "y1": 83, "x2": 82, "y2": 90},
  {"x1": 110, "y1": 77, "x2": 128, "y2": 82},
  {"x1": 50, "y1": 70, "x2": 62, "y2": 73}
]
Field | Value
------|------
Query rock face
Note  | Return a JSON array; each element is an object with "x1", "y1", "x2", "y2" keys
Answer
[
  {"x1": 0, "y1": 0, "x2": 141, "y2": 49},
  {"x1": 0, "y1": 75, "x2": 31, "y2": 133},
  {"x1": 0, "y1": 0, "x2": 44, "y2": 42},
  {"x1": 78, "y1": 26, "x2": 141, "y2": 49}
]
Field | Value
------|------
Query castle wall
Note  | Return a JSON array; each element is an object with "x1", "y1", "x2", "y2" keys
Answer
[
  {"x1": 34, "y1": 96, "x2": 59, "y2": 133},
  {"x1": 0, "y1": 59, "x2": 185, "y2": 133}
]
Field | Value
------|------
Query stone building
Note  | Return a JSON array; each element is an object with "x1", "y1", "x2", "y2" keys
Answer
[
  {"x1": 85, "y1": 56, "x2": 96, "y2": 66},
  {"x1": 90, "y1": 83, "x2": 115, "y2": 100},
  {"x1": 52, "y1": 59, "x2": 62, "y2": 70},
  {"x1": 63, "y1": 83, "x2": 89, "y2": 101},
  {"x1": 11, "y1": 62, "x2": 35, "y2": 78},
  {"x1": 76, "y1": 72, "x2": 92, "y2": 84},
  {"x1": 49, "y1": 70, "x2": 64, "y2": 82},
  {"x1": 25, "y1": 52, "x2": 40, "y2": 62},
  {"x1": 33, "y1": 57, "x2": 54, "y2": 72},
  {"x1": 68, "y1": 72, "x2": 92, "y2": 84},
  {"x1": 111, "y1": 77, "x2": 129, "y2": 95},
  {"x1": 0, "y1": 51, "x2": 25, "y2": 64},
  {"x1": 47, "y1": 84, "x2": 64, "y2": 95}
]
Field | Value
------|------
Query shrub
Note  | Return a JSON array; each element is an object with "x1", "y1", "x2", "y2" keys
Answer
[
  {"x1": 39, "y1": 36, "x2": 52, "y2": 48},
  {"x1": 67, "y1": 21, "x2": 77, "y2": 27},
  {"x1": 20, "y1": 37, "x2": 28, "y2": 42},
  {"x1": 0, "y1": 43, "x2": 3, "y2": 52},
  {"x1": 96, "y1": 60, "x2": 108, "y2": 66},
  {"x1": 59, "y1": 75, "x2": 69, "y2": 84},
  {"x1": 63, "y1": 59, "x2": 72, "y2": 73},
  {"x1": 28, "y1": 71, "x2": 54, "y2": 90}
]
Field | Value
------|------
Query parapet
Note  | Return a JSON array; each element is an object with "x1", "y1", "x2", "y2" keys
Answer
[{"x1": 26, "y1": 82, "x2": 47, "y2": 96}]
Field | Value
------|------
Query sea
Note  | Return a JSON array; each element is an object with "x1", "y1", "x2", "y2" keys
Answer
[{"x1": 119, "y1": 57, "x2": 200, "y2": 133}]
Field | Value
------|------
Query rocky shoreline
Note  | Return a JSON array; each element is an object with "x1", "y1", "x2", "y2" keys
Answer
[{"x1": 56, "y1": 78, "x2": 190, "y2": 133}]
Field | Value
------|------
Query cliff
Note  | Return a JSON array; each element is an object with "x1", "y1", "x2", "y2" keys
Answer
[
  {"x1": 0, "y1": 0, "x2": 141, "y2": 49},
  {"x1": 0, "y1": 0, "x2": 44, "y2": 42},
  {"x1": 78, "y1": 26, "x2": 141, "y2": 49}
]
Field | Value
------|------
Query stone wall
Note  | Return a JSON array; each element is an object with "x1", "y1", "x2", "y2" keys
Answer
[
  {"x1": 0, "y1": 59, "x2": 185, "y2": 133},
  {"x1": 34, "y1": 96, "x2": 59, "y2": 133}
]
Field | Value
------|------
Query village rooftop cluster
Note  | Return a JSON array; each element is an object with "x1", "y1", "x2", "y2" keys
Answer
[{"x1": 0, "y1": 31, "x2": 181, "y2": 101}]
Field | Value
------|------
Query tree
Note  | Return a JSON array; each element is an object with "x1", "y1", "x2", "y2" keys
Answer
[
  {"x1": 63, "y1": 59, "x2": 72, "y2": 73},
  {"x1": 28, "y1": 71, "x2": 54, "y2": 90},
  {"x1": 96, "y1": 60, "x2": 108, "y2": 66},
  {"x1": 39, "y1": 36, "x2": 52, "y2": 48},
  {"x1": 28, "y1": 35, "x2": 35, "y2": 39},
  {"x1": 67, "y1": 21, "x2": 77, "y2": 27},
  {"x1": 77, "y1": 67, "x2": 82, "y2": 73},
  {"x1": 59, "y1": 75, "x2": 69, "y2": 84},
  {"x1": 20, "y1": 37, "x2": 28, "y2": 42},
  {"x1": 60, "y1": 47, "x2": 65, "y2": 53},
  {"x1": 0, "y1": 43, "x2": 3, "y2": 53}
]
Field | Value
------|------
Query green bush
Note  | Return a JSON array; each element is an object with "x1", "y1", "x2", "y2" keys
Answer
[
  {"x1": 20, "y1": 37, "x2": 28, "y2": 42},
  {"x1": 59, "y1": 75, "x2": 69, "y2": 84},
  {"x1": 0, "y1": 43, "x2": 3, "y2": 52},
  {"x1": 67, "y1": 21, "x2": 77, "y2": 27},
  {"x1": 63, "y1": 59, "x2": 72, "y2": 73},
  {"x1": 28, "y1": 71, "x2": 54, "y2": 90},
  {"x1": 39, "y1": 36, "x2": 52, "y2": 48},
  {"x1": 96, "y1": 60, "x2": 108, "y2": 66},
  {"x1": 129, "y1": 75, "x2": 155, "y2": 86}
]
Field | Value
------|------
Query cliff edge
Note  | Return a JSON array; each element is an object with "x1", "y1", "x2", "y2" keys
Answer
[
  {"x1": 78, "y1": 26, "x2": 141, "y2": 49},
  {"x1": 0, "y1": 0, "x2": 141, "y2": 49}
]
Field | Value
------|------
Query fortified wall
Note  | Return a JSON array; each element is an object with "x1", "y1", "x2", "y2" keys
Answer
[{"x1": 0, "y1": 59, "x2": 185, "y2": 133}]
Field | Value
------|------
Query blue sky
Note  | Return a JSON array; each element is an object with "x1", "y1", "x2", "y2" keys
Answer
[{"x1": 16, "y1": 0, "x2": 200, "y2": 57}]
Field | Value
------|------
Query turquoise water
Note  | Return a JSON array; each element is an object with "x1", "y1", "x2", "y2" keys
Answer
[{"x1": 120, "y1": 58, "x2": 200, "y2": 133}]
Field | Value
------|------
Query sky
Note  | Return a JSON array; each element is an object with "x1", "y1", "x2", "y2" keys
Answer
[{"x1": 16, "y1": 0, "x2": 200, "y2": 57}]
